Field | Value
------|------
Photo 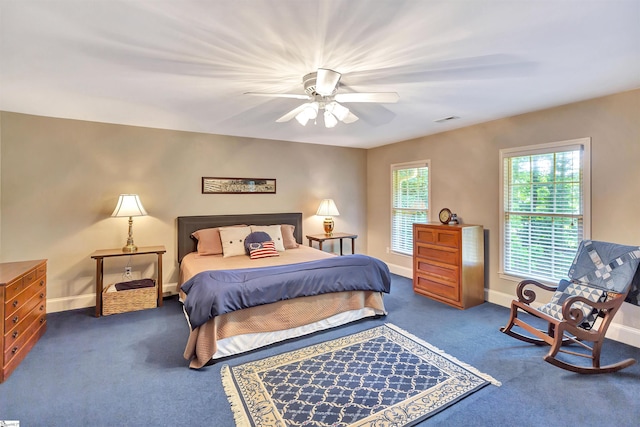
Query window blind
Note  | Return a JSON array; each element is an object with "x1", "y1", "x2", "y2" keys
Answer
[
  {"x1": 391, "y1": 162, "x2": 429, "y2": 255},
  {"x1": 502, "y1": 143, "x2": 587, "y2": 282}
]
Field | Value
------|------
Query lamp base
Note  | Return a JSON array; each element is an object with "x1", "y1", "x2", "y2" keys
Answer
[
  {"x1": 122, "y1": 244, "x2": 138, "y2": 253},
  {"x1": 323, "y1": 217, "x2": 334, "y2": 235},
  {"x1": 122, "y1": 216, "x2": 138, "y2": 252}
]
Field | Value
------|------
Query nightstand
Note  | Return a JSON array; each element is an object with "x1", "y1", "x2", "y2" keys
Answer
[
  {"x1": 90, "y1": 245, "x2": 166, "y2": 317},
  {"x1": 306, "y1": 233, "x2": 358, "y2": 256}
]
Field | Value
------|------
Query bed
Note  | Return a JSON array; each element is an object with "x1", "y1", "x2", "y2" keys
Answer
[{"x1": 177, "y1": 212, "x2": 390, "y2": 368}]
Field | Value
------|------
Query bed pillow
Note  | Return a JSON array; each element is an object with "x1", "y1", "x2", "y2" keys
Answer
[
  {"x1": 281, "y1": 224, "x2": 299, "y2": 249},
  {"x1": 250, "y1": 225, "x2": 285, "y2": 252},
  {"x1": 191, "y1": 224, "x2": 247, "y2": 256},
  {"x1": 219, "y1": 226, "x2": 252, "y2": 258},
  {"x1": 244, "y1": 231, "x2": 272, "y2": 254},
  {"x1": 248, "y1": 241, "x2": 280, "y2": 259},
  {"x1": 191, "y1": 228, "x2": 223, "y2": 255}
]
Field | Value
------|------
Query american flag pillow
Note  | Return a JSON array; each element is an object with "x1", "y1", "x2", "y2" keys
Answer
[{"x1": 248, "y1": 241, "x2": 279, "y2": 259}]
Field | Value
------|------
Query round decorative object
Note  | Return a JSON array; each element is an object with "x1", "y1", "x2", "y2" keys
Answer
[{"x1": 439, "y1": 208, "x2": 452, "y2": 224}]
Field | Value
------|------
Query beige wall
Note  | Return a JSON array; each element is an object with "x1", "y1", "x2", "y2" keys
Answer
[
  {"x1": 367, "y1": 89, "x2": 640, "y2": 337},
  {"x1": 2, "y1": 89, "x2": 639, "y2": 344},
  {"x1": 0, "y1": 112, "x2": 367, "y2": 309}
]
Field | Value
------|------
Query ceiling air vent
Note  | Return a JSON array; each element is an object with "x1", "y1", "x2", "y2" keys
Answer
[{"x1": 434, "y1": 116, "x2": 460, "y2": 123}]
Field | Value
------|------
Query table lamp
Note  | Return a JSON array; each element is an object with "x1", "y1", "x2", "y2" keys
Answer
[
  {"x1": 111, "y1": 194, "x2": 147, "y2": 253},
  {"x1": 316, "y1": 199, "x2": 340, "y2": 235}
]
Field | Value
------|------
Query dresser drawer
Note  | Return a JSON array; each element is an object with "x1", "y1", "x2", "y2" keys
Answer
[
  {"x1": 4, "y1": 290, "x2": 46, "y2": 333},
  {"x1": 4, "y1": 310, "x2": 46, "y2": 353},
  {"x1": 415, "y1": 244, "x2": 459, "y2": 266},
  {"x1": 4, "y1": 311, "x2": 46, "y2": 359},
  {"x1": 414, "y1": 274, "x2": 460, "y2": 302},
  {"x1": 3, "y1": 318, "x2": 46, "y2": 375},
  {"x1": 5, "y1": 268, "x2": 46, "y2": 301},
  {"x1": 5, "y1": 276, "x2": 46, "y2": 318},
  {"x1": 414, "y1": 227, "x2": 460, "y2": 249},
  {"x1": 415, "y1": 258, "x2": 459, "y2": 282}
]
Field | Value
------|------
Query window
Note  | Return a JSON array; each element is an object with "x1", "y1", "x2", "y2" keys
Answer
[
  {"x1": 391, "y1": 161, "x2": 430, "y2": 255},
  {"x1": 500, "y1": 138, "x2": 590, "y2": 283}
]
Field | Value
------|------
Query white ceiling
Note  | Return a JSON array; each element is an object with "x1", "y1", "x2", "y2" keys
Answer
[{"x1": 1, "y1": 1, "x2": 639, "y2": 149}]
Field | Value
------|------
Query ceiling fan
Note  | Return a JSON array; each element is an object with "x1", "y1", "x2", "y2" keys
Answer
[{"x1": 245, "y1": 68, "x2": 399, "y2": 128}]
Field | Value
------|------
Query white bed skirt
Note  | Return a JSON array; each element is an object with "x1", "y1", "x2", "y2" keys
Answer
[{"x1": 207, "y1": 307, "x2": 383, "y2": 360}]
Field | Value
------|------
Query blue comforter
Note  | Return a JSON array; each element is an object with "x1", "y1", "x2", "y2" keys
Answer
[{"x1": 181, "y1": 254, "x2": 391, "y2": 329}]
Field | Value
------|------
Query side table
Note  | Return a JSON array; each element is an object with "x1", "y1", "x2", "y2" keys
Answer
[
  {"x1": 306, "y1": 233, "x2": 358, "y2": 256},
  {"x1": 90, "y1": 245, "x2": 166, "y2": 317}
]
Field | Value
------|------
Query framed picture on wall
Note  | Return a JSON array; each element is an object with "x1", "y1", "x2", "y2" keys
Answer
[{"x1": 202, "y1": 177, "x2": 276, "y2": 194}]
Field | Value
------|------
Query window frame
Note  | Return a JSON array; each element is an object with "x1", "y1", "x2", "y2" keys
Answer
[
  {"x1": 390, "y1": 160, "x2": 431, "y2": 256},
  {"x1": 499, "y1": 138, "x2": 591, "y2": 284}
]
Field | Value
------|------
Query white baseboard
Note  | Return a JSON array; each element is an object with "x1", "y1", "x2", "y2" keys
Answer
[
  {"x1": 387, "y1": 263, "x2": 412, "y2": 278},
  {"x1": 46, "y1": 282, "x2": 179, "y2": 313},
  {"x1": 486, "y1": 288, "x2": 640, "y2": 348},
  {"x1": 46, "y1": 277, "x2": 640, "y2": 349}
]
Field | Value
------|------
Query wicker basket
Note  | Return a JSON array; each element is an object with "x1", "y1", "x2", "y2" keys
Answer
[{"x1": 102, "y1": 280, "x2": 157, "y2": 315}]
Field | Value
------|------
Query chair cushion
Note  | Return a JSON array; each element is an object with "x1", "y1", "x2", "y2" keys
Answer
[
  {"x1": 568, "y1": 240, "x2": 640, "y2": 294},
  {"x1": 537, "y1": 279, "x2": 606, "y2": 329}
]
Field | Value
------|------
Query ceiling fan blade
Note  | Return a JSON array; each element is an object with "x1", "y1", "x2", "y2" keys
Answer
[
  {"x1": 245, "y1": 92, "x2": 309, "y2": 100},
  {"x1": 315, "y1": 68, "x2": 341, "y2": 96},
  {"x1": 275, "y1": 103, "x2": 309, "y2": 122},
  {"x1": 341, "y1": 111, "x2": 359, "y2": 124},
  {"x1": 334, "y1": 92, "x2": 399, "y2": 103}
]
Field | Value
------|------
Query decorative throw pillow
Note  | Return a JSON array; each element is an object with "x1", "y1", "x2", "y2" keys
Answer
[
  {"x1": 248, "y1": 240, "x2": 279, "y2": 259},
  {"x1": 250, "y1": 225, "x2": 285, "y2": 251},
  {"x1": 281, "y1": 224, "x2": 299, "y2": 249},
  {"x1": 244, "y1": 231, "x2": 272, "y2": 254},
  {"x1": 191, "y1": 224, "x2": 247, "y2": 256},
  {"x1": 219, "y1": 226, "x2": 252, "y2": 258},
  {"x1": 537, "y1": 279, "x2": 606, "y2": 329}
]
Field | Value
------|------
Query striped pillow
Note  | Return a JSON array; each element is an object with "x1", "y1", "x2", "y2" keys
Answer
[{"x1": 248, "y1": 241, "x2": 279, "y2": 259}]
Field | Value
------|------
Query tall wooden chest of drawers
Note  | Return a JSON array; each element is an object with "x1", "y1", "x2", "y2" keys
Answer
[
  {"x1": 0, "y1": 259, "x2": 47, "y2": 382},
  {"x1": 413, "y1": 223, "x2": 484, "y2": 309}
]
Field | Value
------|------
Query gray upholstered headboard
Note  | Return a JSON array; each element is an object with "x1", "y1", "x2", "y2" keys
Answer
[{"x1": 176, "y1": 212, "x2": 303, "y2": 263}]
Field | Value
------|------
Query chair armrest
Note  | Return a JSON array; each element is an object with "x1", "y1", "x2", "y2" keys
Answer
[
  {"x1": 516, "y1": 279, "x2": 558, "y2": 304},
  {"x1": 561, "y1": 293, "x2": 622, "y2": 326}
]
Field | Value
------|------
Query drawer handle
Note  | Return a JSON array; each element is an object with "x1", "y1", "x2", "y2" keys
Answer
[
  {"x1": 12, "y1": 331, "x2": 19, "y2": 338},
  {"x1": 13, "y1": 315, "x2": 19, "y2": 323},
  {"x1": 39, "y1": 305, "x2": 45, "y2": 311},
  {"x1": 12, "y1": 346, "x2": 19, "y2": 354},
  {"x1": 40, "y1": 292, "x2": 45, "y2": 298},
  {"x1": 13, "y1": 300, "x2": 19, "y2": 307},
  {"x1": 40, "y1": 280, "x2": 45, "y2": 286},
  {"x1": 40, "y1": 317, "x2": 46, "y2": 324}
]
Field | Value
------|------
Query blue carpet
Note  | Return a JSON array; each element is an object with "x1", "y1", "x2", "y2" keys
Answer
[{"x1": 0, "y1": 274, "x2": 639, "y2": 426}]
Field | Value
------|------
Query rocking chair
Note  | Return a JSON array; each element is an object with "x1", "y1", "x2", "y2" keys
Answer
[{"x1": 501, "y1": 240, "x2": 639, "y2": 374}]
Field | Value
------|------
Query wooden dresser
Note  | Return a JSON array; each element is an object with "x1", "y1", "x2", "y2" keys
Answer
[
  {"x1": 413, "y1": 223, "x2": 484, "y2": 309},
  {"x1": 1, "y1": 259, "x2": 47, "y2": 382}
]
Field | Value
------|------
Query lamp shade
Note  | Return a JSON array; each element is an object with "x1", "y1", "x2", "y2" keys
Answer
[
  {"x1": 111, "y1": 194, "x2": 147, "y2": 217},
  {"x1": 316, "y1": 199, "x2": 340, "y2": 217}
]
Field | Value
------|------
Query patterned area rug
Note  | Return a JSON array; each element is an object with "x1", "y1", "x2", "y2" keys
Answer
[{"x1": 221, "y1": 324, "x2": 500, "y2": 426}]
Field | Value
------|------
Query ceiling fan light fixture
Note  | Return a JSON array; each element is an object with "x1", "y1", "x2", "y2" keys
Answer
[
  {"x1": 295, "y1": 112, "x2": 310, "y2": 126},
  {"x1": 326, "y1": 102, "x2": 349, "y2": 121},
  {"x1": 249, "y1": 68, "x2": 393, "y2": 127},
  {"x1": 324, "y1": 111, "x2": 338, "y2": 128},
  {"x1": 295, "y1": 103, "x2": 319, "y2": 125}
]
